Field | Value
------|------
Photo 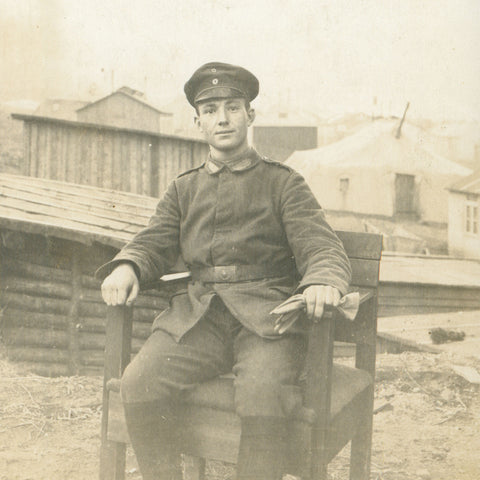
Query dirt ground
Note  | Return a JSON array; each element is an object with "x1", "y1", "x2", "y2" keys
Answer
[{"x1": 1, "y1": 347, "x2": 479, "y2": 480}]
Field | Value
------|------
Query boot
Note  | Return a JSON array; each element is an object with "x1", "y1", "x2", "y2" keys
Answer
[
  {"x1": 236, "y1": 416, "x2": 288, "y2": 480},
  {"x1": 123, "y1": 401, "x2": 182, "y2": 480}
]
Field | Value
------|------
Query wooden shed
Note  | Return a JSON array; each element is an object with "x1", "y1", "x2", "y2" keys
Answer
[
  {"x1": 11, "y1": 113, "x2": 209, "y2": 197},
  {"x1": 76, "y1": 87, "x2": 172, "y2": 134},
  {"x1": 0, "y1": 173, "x2": 167, "y2": 377}
]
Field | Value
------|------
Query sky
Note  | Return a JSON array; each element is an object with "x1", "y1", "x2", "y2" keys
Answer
[{"x1": 1, "y1": 0, "x2": 479, "y2": 121}]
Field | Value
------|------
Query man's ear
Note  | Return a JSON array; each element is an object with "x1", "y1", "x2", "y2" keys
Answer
[
  {"x1": 247, "y1": 108, "x2": 256, "y2": 126},
  {"x1": 194, "y1": 116, "x2": 203, "y2": 133}
]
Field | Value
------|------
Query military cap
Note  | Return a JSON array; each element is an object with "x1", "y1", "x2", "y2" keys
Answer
[{"x1": 184, "y1": 62, "x2": 259, "y2": 107}]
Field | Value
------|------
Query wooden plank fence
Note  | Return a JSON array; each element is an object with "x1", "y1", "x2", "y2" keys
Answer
[{"x1": 12, "y1": 114, "x2": 209, "y2": 197}]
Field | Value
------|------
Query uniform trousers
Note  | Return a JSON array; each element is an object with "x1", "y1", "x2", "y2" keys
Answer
[
  {"x1": 121, "y1": 294, "x2": 307, "y2": 417},
  {"x1": 120, "y1": 295, "x2": 307, "y2": 479}
]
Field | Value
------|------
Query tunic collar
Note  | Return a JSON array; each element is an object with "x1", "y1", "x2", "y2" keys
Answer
[{"x1": 205, "y1": 148, "x2": 260, "y2": 174}]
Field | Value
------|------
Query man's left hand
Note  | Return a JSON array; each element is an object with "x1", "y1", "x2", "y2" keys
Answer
[{"x1": 303, "y1": 285, "x2": 341, "y2": 322}]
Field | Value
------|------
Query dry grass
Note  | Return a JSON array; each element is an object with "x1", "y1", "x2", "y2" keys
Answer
[{"x1": 1, "y1": 347, "x2": 480, "y2": 479}]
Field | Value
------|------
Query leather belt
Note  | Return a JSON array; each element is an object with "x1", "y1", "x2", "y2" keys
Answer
[{"x1": 190, "y1": 263, "x2": 295, "y2": 283}]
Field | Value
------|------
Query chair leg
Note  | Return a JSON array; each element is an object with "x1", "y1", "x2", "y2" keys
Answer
[
  {"x1": 349, "y1": 388, "x2": 374, "y2": 480},
  {"x1": 183, "y1": 456, "x2": 206, "y2": 480},
  {"x1": 99, "y1": 440, "x2": 126, "y2": 480}
]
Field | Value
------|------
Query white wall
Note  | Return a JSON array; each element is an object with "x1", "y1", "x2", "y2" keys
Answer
[
  {"x1": 448, "y1": 192, "x2": 480, "y2": 259},
  {"x1": 304, "y1": 166, "x2": 458, "y2": 223},
  {"x1": 304, "y1": 167, "x2": 394, "y2": 217}
]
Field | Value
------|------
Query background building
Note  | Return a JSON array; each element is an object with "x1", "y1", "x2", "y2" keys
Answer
[
  {"x1": 448, "y1": 169, "x2": 480, "y2": 258},
  {"x1": 287, "y1": 119, "x2": 471, "y2": 224}
]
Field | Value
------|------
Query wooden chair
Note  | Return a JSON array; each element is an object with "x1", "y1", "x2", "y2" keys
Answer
[{"x1": 99, "y1": 231, "x2": 382, "y2": 480}]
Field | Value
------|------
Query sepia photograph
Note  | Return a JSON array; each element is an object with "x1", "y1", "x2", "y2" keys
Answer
[{"x1": 1, "y1": 1, "x2": 479, "y2": 479}]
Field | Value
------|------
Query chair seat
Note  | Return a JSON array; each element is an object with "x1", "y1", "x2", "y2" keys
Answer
[{"x1": 183, "y1": 363, "x2": 372, "y2": 422}]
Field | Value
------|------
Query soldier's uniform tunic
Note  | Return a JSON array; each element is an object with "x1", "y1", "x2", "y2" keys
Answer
[{"x1": 98, "y1": 148, "x2": 351, "y2": 416}]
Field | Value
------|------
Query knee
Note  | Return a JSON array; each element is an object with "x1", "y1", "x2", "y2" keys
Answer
[
  {"x1": 234, "y1": 378, "x2": 284, "y2": 417},
  {"x1": 234, "y1": 377, "x2": 304, "y2": 418},
  {"x1": 120, "y1": 358, "x2": 171, "y2": 405}
]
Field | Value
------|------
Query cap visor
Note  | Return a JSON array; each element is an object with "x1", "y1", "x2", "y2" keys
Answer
[{"x1": 194, "y1": 87, "x2": 246, "y2": 104}]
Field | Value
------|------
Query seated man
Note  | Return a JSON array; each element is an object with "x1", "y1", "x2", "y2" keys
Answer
[{"x1": 98, "y1": 62, "x2": 351, "y2": 480}]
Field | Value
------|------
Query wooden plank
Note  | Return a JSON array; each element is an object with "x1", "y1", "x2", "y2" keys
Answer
[
  {"x1": 2, "y1": 256, "x2": 72, "y2": 282},
  {"x1": 73, "y1": 127, "x2": 82, "y2": 184},
  {"x1": 121, "y1": 133, "x2": 131, "y2": 192},
  {"x1": 79, "y1": 331, "x2": 107, "y2": 350},
  {"x1": 0, "y1": 172, "x2": 158, "y2": 210},
  {"x1": 80, "y1": 127, "x2": 90, "y2": 184},
  {"x1": 44, "y1": 123, "x2": 52, "y2": 179},
  {"x1": 0, "y1": 215, "x2": 130, "y2": 250},
  {"x1": 350, "y1": 258, "x2": 381, "y2": 288},
  {"x1": 0, "y1": 179, "x2": 155, "y2": 219},
  {"x1": 142, "y1": 137, "x2": 152, "y2": 196},
  {"x1": 3, "y1": 326, "x2": 69, "y2": 348},
  {"x1": 37, "y1": 123, "x2": 46, "y2": 178},
  {"x1": 2, "y1": 309, "x2": 68, "y2": 329},
  {"x1": 101, "y1": 131, "x2": 111, "y2": 189},
  {"x1": 29, "y1": 122, "x2": 38, "y2": 176},
  {"x1": 157, "y1": 138, "x2": 168, "y2": 195},
  {"x1": 23, "y1": 122, "x2": 31, "y2": 176},
  {"x1": 112, "y1": 133, "x2": 122, "y2": 191},
  {"x1": 49, "y1": 123, "x2": 59, "y2": 179},
  {"x1": 379, "y1": 295, "x2": 480, "y2": 308},
  {"x1": 1, "y1": 291, "x2": 71, "y2": 314},
  {"x1": 80, "y1": 349, "x2": 106, "y2": 366},
  {"x1": 3, "y1": 276, "x2": 73, "y2": 299},
  {"x1": 90, "y1": 129, "x2": 100, "y2": 187},
  {"x1": 58, "y1": 125, "x2": 67, "y2": 182},
  {"x1": 0, "y1": 195, "x2": 140, "y2": 234},
  {"x1": 0, "y1": 185, "x2": 150, "y2": 228},
  {"x1": 65, "y1": 128, "x2": 75, "y2": 183},
  {"x1": 77, "y1": 316, "x2": 106, "y2": 333},
  {"x1": 336, "y1": 231, "x2": 383, "y2": 260},
  {"x1": 379, "y1": 283, "x2": 480, "y2": 301},
  {"x1": 6, "y1": 346, "x2": 69, "y2": 364}
]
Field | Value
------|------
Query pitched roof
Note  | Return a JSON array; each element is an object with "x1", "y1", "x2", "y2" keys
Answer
[
  {"x1": 448, "y1": 169, "x2": 480, "y2": 195},
  {"x1": 76, "y1": 89, "x2": 172, "y2": 116},
  {"x1": 34, "y1": 99, "x2": 90, "y2": 121},
  {"x1": 287, "y1": 119, "x2": 472, "y2": 177},
  {"x1": 0, "y1": 173, "x2": 157, "y2": 249}
]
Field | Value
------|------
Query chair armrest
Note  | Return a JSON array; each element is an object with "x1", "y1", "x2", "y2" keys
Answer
[{"x1": 304, "y1": 307, "x2": 337, "y2": 412}]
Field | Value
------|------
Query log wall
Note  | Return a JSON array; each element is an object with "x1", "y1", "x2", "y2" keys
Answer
[{"x1": 0, "y1": 228, "x2": 168, "y2": 376}]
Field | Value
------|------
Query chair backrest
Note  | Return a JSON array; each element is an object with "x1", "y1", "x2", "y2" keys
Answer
[{"x1": 334, "y1": 231, "x2": 383, "y2": 345}]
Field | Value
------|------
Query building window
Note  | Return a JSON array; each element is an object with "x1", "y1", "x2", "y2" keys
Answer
[
  {"x1": 465, "y1": 200, "x2": 478, "y2": 234},
  {"x1": 394, "y1": 173, "x2": 416, "y2": 215},
  {"x1": 339, "y1": 177, "x2": 349, "y2": 194}
]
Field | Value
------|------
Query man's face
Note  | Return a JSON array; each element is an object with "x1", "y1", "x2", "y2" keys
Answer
[{"x1": 195, "y1": 98, "x2": 255, "y2": 156}]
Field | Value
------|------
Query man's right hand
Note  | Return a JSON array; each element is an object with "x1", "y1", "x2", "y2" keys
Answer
[{"x1": 101, "y1": 263, "x2": 140, "y2": 306}]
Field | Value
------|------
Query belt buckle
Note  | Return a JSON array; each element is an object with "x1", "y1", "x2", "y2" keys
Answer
[{"x1": 216, "y1": 265, "x2": 236, "y2": 282}]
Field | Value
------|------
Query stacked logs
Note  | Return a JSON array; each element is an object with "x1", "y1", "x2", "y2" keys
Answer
[{"x1": 0, "y1": 237, "x2": 169, "y2": 377}]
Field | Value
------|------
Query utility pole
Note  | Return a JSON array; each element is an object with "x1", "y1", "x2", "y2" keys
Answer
[{"x1": 396, "y1": 102, "x2": 410, "y2": 139}]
